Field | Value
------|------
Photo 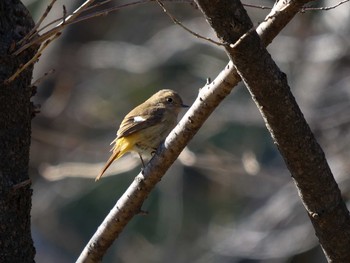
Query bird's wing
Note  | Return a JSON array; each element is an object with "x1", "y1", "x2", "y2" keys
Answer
[{"x1": 116, "y1": 107, "x2": 166, "y2": 138}]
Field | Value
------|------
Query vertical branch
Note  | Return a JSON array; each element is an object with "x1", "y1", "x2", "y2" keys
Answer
[{"x1": 194, "y1": 0, "x2": 350, "y2": 261}]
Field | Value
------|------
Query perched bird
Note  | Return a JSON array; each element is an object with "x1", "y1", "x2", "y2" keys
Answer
[{"x1": 96, "y1": 89, "x2": 188, "y2": 181}]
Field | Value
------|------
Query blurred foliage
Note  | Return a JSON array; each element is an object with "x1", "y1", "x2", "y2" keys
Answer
[{"x1": 22, "y1": 0, "x2": 350, "y2": 262}]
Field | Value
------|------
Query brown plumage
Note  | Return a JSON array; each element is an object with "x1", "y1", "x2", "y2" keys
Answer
[{"x1": 96, "y1": 89, "x2": 188, "y2": 181}]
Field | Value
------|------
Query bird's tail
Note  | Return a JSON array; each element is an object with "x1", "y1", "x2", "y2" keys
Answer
[{"x1": 95, "y1": 137, "x2": 131, "y2": 181}]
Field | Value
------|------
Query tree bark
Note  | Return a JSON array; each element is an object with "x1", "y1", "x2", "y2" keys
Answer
[
  {"x1": 0, "y1": 1, "x2": 37, "y2": 262},
  {"x1": 194, "y1": 0, "x2": 350, "y2": 262}
]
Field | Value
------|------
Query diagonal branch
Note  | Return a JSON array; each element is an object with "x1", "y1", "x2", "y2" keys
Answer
[
  {"x1": 16, "y1": 0, "x2": 57, "y2": 47},
  {"x1": 301, "y1": 0, "x2": 349, "y2": 12},
  {"x1": 76, "y1": 0, "x2": 313, "y2": 262},
  {"x1": 5, "y1": 32, "x2": 61, "y2": 84},
  {"x1": 194, "y1": 0, "x2": 350, "y2": 261}
]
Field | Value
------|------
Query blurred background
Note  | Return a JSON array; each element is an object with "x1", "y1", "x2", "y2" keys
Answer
[{"x1": 23, "y1": 0, "x2": 350, "y2": 262}]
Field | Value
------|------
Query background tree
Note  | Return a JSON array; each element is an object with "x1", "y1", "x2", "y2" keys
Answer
[{"x1": 0, "y1": 0, "x2": 37, "y2": 262}]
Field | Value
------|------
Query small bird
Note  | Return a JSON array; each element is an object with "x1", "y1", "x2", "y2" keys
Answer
[{"x1": 96, "y1": 89, "x2": 188, "y2": 181}]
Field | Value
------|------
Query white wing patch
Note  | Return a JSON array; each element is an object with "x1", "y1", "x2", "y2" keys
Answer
[{"x1": 133, "y1": 116, "x2": 146, "y2": 122}]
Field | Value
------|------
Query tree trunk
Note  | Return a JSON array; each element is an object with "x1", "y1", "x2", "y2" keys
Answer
[
  {"x1": 194, "y1": 0, "x2": 350, "y2": 261},
  {"x1": 0, "y1": 0, "x2": 37, "y2": 262}
]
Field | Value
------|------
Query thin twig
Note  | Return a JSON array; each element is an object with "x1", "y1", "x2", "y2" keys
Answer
[
  {"x1": 30, "y1": 69, "x2": 55, "y2": 87},
  {"x1": 15, "y1": 0, "x2": 97, "y2": 55},
  {"x1": 12, "y1": 179, "x2": 32, "y2": 191},
  {"x1": 9, "y1": 0, "x2": 348, "y2": 85},
  {"x1": 16, "y1": 0, "x2": 57, "y2": 48},
  {"x1": 13, "y1": 0, "x2": 151, "y2": 56},
  {"x1": 56, "y1": 0, "x2": 152, "y2": 29},
  {"x1": 302, "y1": 0, "x2": 349, "y2": 12},
  {"x1": 155, "y1": 0, "x2": 226, "y2": 46},
  {"x1": 5, "y1": 33, "x2": 61, "y2": 84},
  {"x1": 14, "y1": 0, "x2": 194, "y2": 57},
  {"x1": 63, "y1": 5, "x2": 67, "y2": 23},
  {"x1": 76, "y1": 0, "x2": 115, "y2": 13},
  {"x1": 35, "y1": 17, "x2": 63, "y2": 35},
  {"x1": 243, "y1": 3, "x2": 272, "y2": 10},
  {"x1": 7, "y1": 0, "x2": 153, "y2": 84},
  {"x1": 34, "y1": 0, "x2": 141, "y2": 36},
  {"x1": 243, "y1": 0, "x2": 349, "y2": 13},
  {"x1": 6, "y1": 0, "x2": 98, "y2": 83},
  {"x1": 56, "y1": 0, "x2": 96, "y2": 27}
]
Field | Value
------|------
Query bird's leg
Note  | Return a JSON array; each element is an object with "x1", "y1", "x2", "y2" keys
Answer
[{"x1": 138, "y1": 153, "x2": 145, "y2": 174}]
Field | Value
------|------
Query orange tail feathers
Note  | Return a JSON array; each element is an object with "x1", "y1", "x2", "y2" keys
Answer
[{"x1": 95, "y1": 137, "x2": 132, "y2": 181}]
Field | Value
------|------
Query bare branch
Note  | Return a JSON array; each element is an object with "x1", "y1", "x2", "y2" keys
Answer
[
  {"x1": 13, "y1": 0, "x2": 98, "y2": 55},
  {"x1": 12, "y1": 179, "x2": 32, "y2": 191},
  {"x1": 15, "y1": 0, "x2": 195, "y2": 56},
  {"x1": 8, "y1": 0, "x2": 348, "y2": 84},
  {"x1": 5, "y1": 33, "x2": 61, "y2": 84},
  {"x1": 242, "y1": 0, "x2": 350, "y2": 13},
  {"x1": 15, "y1": 0, "x2": 57, "y2": 49},
  {"x1": 6, "y1": 0, "x2": 196, "y2": 84},
  {"x1": 56, "y1": 0, "x2": 96, "y2": 27},
  {"x1": 302, "y1": 0, "x2": 350, "y2": 12},
  {"x1": 52, "y1": 0, "x2": 152, "y2": 32},
  {"x1": 6, "y1": 0, "x2": 100, "y2": 84},
  {"x1": 242, "y1": 3, "x2": 272, "y2": 10},
  {"x1": 62, "y1": 5, "x2": 67, "y2": 23},
  {"x1": 30, "y1": 69, "x2": 55, "y2": 87}
]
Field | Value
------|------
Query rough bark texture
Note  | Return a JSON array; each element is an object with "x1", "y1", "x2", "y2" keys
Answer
[
  {"x1": 0, "y1": 1, "x2": 37, "y2": 262},
  {"x1": 195, "y1": 0, "x2": 350, "y2": 262}
]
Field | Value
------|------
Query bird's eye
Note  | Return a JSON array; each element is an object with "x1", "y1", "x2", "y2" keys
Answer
[{"x1": 166, "y1": 97, "x2": 173, "y2": 103}]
